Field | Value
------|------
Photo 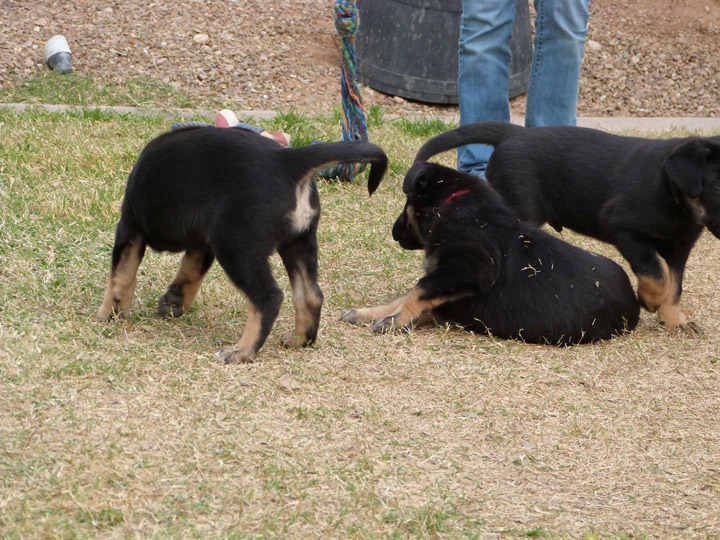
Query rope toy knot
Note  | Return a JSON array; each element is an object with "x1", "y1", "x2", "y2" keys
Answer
[{"x1": 334, "y1": 0, "x2": 359, "y2": 36}]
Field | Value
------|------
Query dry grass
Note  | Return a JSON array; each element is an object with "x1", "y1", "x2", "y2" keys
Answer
[{"x1": 1, "y1": 107, "x2": 719, "y2": 539}]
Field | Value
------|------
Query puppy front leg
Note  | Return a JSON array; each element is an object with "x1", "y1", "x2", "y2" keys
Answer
[
  {"x1": 369, "y1": 287, "x2": 450, "y2": 334},
  {"x1": 157, "y1": 249, "x2": 214, "y2": 318},
  {"x1": 339, "y1": 294, "x2": 409, "y2": 325}
]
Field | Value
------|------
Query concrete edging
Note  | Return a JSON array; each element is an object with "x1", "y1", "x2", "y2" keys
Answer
[{"x1": 2, "y1": 102, "x2": 718, "y2": 133}]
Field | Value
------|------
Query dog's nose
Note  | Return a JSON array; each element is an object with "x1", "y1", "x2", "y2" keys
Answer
[{"x1": 392, "y1": 215, "x2": 405, "y2": 242}]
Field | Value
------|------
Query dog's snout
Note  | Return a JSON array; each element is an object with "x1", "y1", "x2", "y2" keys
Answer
[
  {"x1": 392, "y1": 212, "x2": 406, "y2": 242},
  {"x1": 392, "y1": 208, "x2": 425, "y2": 250}
]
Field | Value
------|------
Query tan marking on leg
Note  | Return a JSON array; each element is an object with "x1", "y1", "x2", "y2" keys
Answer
[
  {"x1": 173, "y1": 251, "x2": 209, "y2": 309},
  {"x1": 657, "y1": 301, "x2": 686, "y2": 329},
  {"x1": 158, "y1": 251, "x2": 210, "y2": 317},
  {"x1": 96, "y1": 238, "x2": 144, "y2": 320},
  {"x1": 636, "y1": 256, "x2": 672, "y2": 313},
  {"x1": 370, "y1": 287, "x2": 456, "y2": 333},
  {"x1": 339, "y1": 294, "x2": 409, "y2": 325},
  {"x1": 217, "y1": 301, "x2": 263, "y2": 364},
  {"x1": 282, "y1": 267, "x2": 323, "y2": 348},
  {"x1": 636, "y1": 256, "x2": 689, "y2": 330}
]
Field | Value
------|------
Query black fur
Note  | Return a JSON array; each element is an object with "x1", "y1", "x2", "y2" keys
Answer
[
  {"x1": 98, "y1": 126, "x2": 388, "y2": 363},
  {"x1": 342, "y1": 162, "x2": 639, "y2": 345},
  {"x1": 414, "y1": 121, "x2": 720, "y2": 330}
]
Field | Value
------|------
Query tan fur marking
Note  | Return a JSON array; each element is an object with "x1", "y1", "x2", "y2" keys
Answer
[
  {"x1": 168, "y1": 251, "x2": 209, "y2": 313},
  {"x1": 340, "y1": 294, "x2": 409, "y2": 324},
  {"x1": 406, "y1": 205, "x2": 424, "y2": 245},
  {"x1": 289, "y1": 177, "x2": 318, "y2": 233},
  {"x1": 96, "y1": 238, "x2": 144, "y2": 320},
  {"x1": 389, "y1": 287, "x2": 451, "y2": 327},
  {"x1": 283, "y1": 267, "x2": 323, "y2": 347},
  {"x1": 636, "y1": 275, "x2": 670, "y2": 313},
  {"x1": 229, "y1": 302, "x2": 263, "y2": 360},
  {"x1": 636, "y1": 256, "x2": 673, "y2": 312},
  {"x1": 657, "y1": 302, "x2": 687, "y2": 329},
  {"x1": 636, "y1": 255, "x2": 688, "y2": 329}
]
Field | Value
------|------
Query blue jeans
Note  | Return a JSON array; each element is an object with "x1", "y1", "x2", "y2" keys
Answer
[{"x1": 457, "y1": 0, "x2": 590, "y2": 177}]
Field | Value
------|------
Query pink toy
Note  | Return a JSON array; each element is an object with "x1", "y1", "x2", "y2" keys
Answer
[{"x1": 214, "y1": 109, "x2": 291, "y2": 146}]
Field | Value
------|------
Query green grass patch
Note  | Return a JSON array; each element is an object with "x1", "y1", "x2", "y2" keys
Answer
[{"x1": 0, "y1": 72, "x2": 213, "y2": 110}]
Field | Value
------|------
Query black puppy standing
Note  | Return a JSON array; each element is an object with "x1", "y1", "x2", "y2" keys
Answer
[
  {"x1": 97, "y1": 126, "x2": 387, "y2": 364},
  {"x1": 341, "y1": 162, "x2": 639, "y2": 345},
  {"x1": 413, "y1": 122, "x2": 720, "y2": 331}
]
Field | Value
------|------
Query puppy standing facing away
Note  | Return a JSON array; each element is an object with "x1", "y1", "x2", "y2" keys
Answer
[
  {"x1": 412, "y1": 121, "x2": 720, "y2": 332},
  {"x1": 97, "y1": 126, "x2": 387, "y2": 364},
  {"x1": 340, "y1": 162, "x2": 639, "y2": 345}
]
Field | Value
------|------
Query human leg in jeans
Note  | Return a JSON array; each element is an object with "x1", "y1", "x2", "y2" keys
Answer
[
  {"x1": 526, "y1": 0, "x2": 590, "y2": 127},
  {"x1": 457, "y1": 0, "x2": 516, "y2": 179},
  {"x1": 457, "y1": 0, "x2": 590, "y2": 178}
]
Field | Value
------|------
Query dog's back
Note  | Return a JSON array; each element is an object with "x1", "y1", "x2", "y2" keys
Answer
[
  {"x1": 435, "y1": 219, "x2": 639, "y2": 343},
  {"x1": 120, "y1": 127, "x2": 387, "y2": 252}
]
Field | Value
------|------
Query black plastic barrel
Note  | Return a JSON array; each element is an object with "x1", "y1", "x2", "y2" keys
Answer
[{"x1": 356, "y1": 0, "x2": 532, "y2": 104}]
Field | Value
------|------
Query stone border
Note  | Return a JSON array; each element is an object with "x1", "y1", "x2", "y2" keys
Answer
[{"x1": 2, "y1": 102, "x2": 718, "y2": 133}]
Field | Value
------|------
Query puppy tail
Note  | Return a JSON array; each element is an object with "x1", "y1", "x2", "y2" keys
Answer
[
  {"x1": 284, "y1": 142, "x2": 389, "y2": 195},
  {"x1": 414, "y1": 121, "x2": 524, "y2": 163}
]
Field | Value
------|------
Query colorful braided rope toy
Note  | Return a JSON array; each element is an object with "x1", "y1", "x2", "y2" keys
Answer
[{"x1": 322, "y1": 0, "x2": 368, "y2": 181}]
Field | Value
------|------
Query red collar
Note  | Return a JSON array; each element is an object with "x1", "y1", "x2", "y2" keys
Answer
[{"x1": 442, "y1": 189, "x2": 471, "y2": 206}]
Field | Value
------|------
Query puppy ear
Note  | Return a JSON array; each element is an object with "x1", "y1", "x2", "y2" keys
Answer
[
  {"x1": 403, "y1": 162, "x2": 433, "y2": 194},
  {"x1": 663, "y1": 140, "x2": 712, "y2": 197}
]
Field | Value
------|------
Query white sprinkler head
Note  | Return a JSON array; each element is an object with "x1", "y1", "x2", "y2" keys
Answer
[{"x1": 44, "y1": 35, "x2": 72, "y2": 74}]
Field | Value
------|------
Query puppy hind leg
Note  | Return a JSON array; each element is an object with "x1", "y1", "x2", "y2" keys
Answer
[
  {"x1": 278, "y1": 238, "x2": 324, "y2": 348},
  {"x1": 97, "y1": 233, "x2": 146, "y2": 320},
  {"x1": 655, "y1": 264, "x2": 702, "y2": 333},
  {"x1": 214, "y1": 253, "x2": 284, "y2": 364},
  {"x1": 615, "y1": 236, "x2": 680, "y2": 324},
  {"x1": 635, "y1": 256, "x2": 696, "y2": 331},
  {"x1": 157, "y1": 249, "x2": 214, "y2": 318},
  {"x1": 636, "y1": 258, "x2": 672, "y2": 314}
]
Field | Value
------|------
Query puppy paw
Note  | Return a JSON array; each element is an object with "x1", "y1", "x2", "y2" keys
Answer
[
  {"x1": 96, "y1": 305, "x2": 124, "y2": 322},
  {"x1": 338, "y1": 309, "x2": 364, "y2": 325},
  {"x1": 370, "y1": 315, "x2": 411, "y2": 335},
  {"x1": 215, "y1": 347, "x2": 255, "y2": 364},
  {"x1": 281, "y1": 332, "x2": 312, "y2": 348},
  {"x1": 680, "y1": 320, "x2": 704, "y2": 335},
  {"x1": 157, "y1": 290, "x2": 185, "y2": 318}
]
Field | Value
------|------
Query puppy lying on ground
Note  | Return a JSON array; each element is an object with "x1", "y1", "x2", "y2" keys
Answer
[
  {"x1": 340, "y1": 162, "x2": 639, "y2": 345},
  {"x1": 413, "y1": 121, "x2": 720, "y2": 332},
  {"x1": 97, "y1": 126, "x2": 387, "y2": 364}
]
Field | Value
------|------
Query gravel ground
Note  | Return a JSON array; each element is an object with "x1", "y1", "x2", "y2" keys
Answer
[{"x1": 1, "y1": 0, "x2": 718, "y2": 118}]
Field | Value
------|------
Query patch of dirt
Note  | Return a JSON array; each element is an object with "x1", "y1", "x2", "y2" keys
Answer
[{"x1": 1, "y1": 0, "x2": 718, "y2": 118}]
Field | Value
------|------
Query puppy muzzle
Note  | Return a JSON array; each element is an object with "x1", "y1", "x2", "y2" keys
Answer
[{"x1": 392, "y1": 215, "x2": 424, "y2": 250}]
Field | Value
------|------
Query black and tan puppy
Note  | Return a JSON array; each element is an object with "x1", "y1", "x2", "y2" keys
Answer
[
  {"x1": 97, "y1": 126, "x2": 387, "y2": 363},
  {"x1": 340, "y1": 162, "x2": 639, "y2": 345},
  {"x1": 413, "y1": 121, "x2": 720, "y2": 331}
]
